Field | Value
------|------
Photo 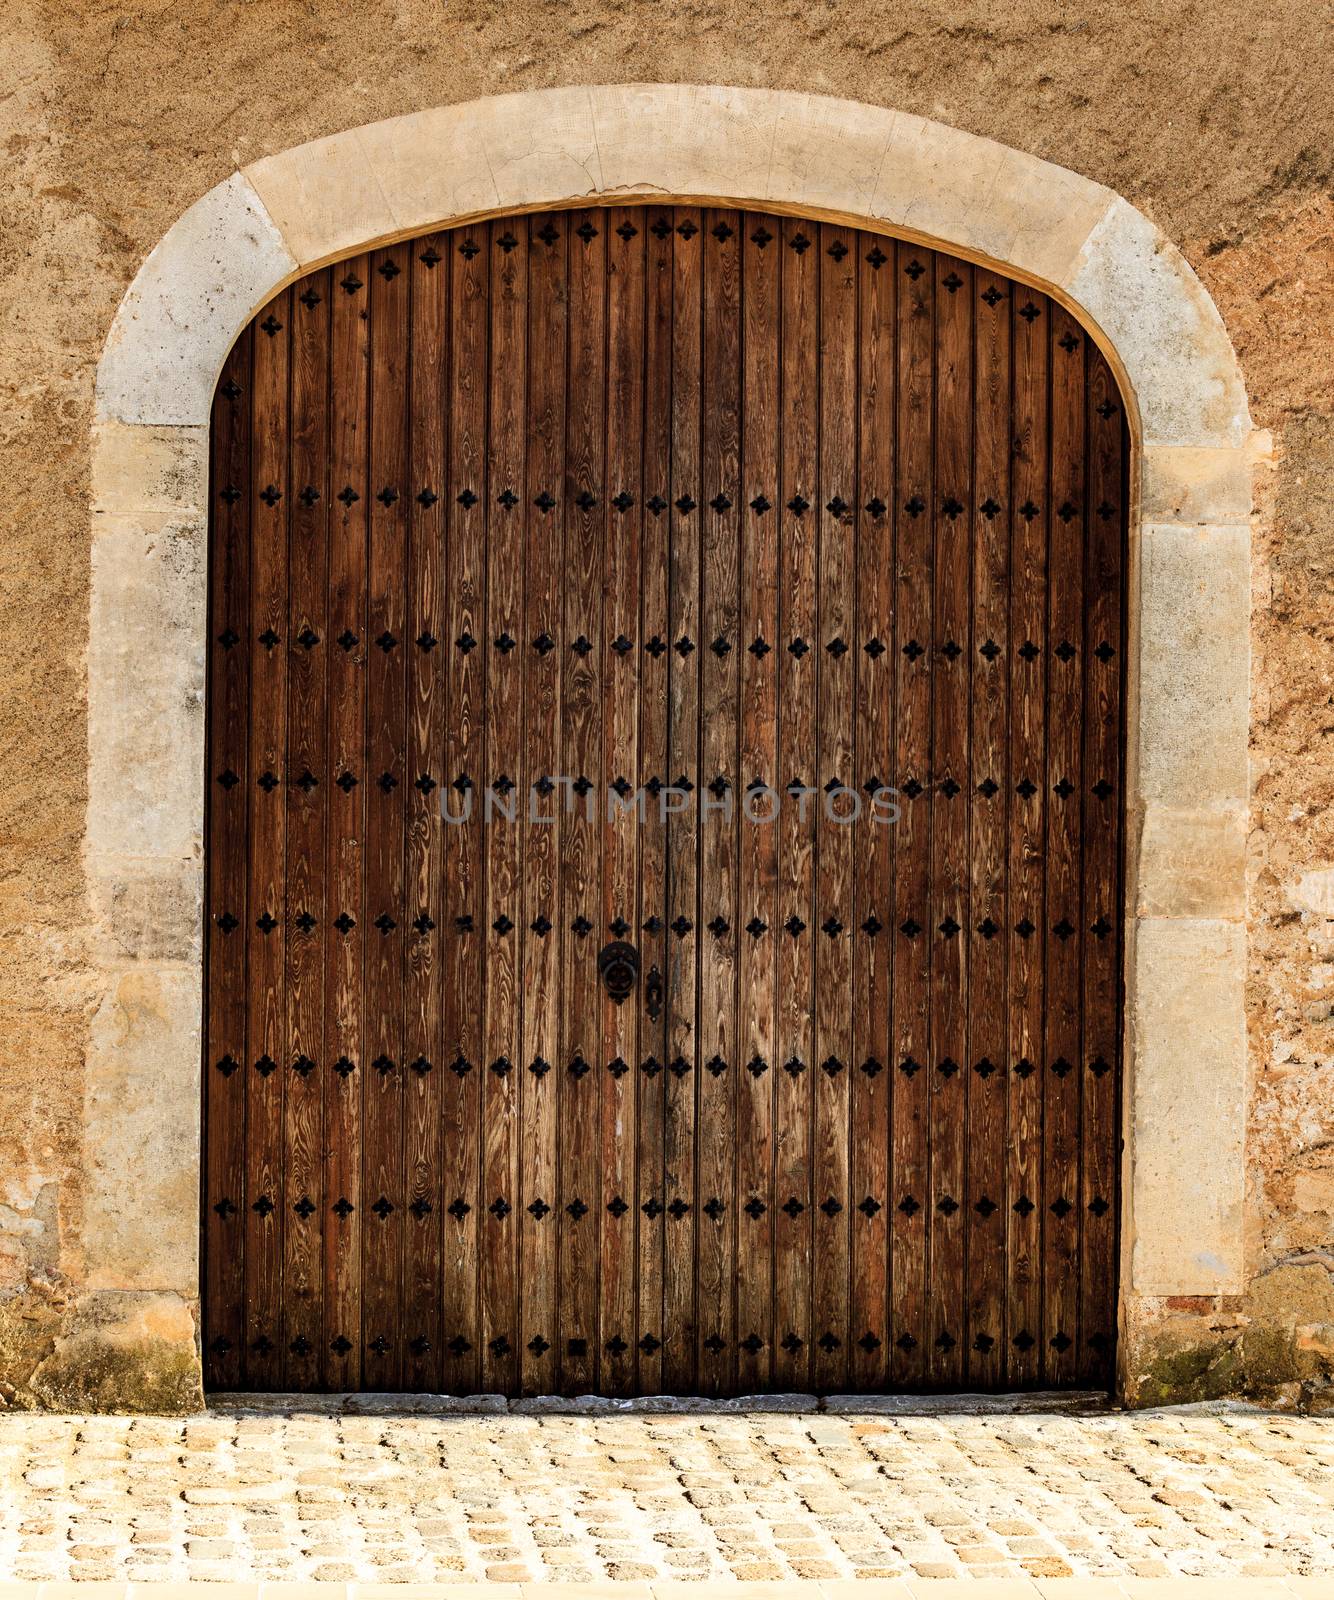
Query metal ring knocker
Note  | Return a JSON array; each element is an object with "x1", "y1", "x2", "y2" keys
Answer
[{"x1": 597, "y1": 940, "x2": 640, "y2": 1005}]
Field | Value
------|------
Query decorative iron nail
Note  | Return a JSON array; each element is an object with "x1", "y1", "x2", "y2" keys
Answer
[
  {"x1": 827, "y1": 239, "x2": 848, "y2": 261},
  {"x1": 676, "y1": 219, "x2": 698, "y2": 239},
  {"x1": 674, "y1": 494, "x2": 696, "y2": 514},
  {"x1": 904, "y1": 259, "x2": 925, "y2": 280},
  {"x1": 865, "y1": 245, "x2": 887, "y2": 269},
  {"x1": 787, "y1": 493, "x2": 810, "y2": 515},
  {"x1": 260, "y1": 314, "x2": 283, "y2": 336},
  {"x1": 749, "y1": 493, "x2": 771, "y2": 514},
  {"x1": 1018, "y1": 301, "x2": 1041, "y2": 322}
]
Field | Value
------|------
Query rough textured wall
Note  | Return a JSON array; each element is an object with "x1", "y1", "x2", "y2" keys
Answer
[{"x1": 2, "y1": 0, "x2": 1332, "y2": 1408}]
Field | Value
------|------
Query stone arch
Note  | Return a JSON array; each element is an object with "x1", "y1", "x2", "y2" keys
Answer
[{"x1": 87, "y1": 84, "x2": 1253, "y2": 1407}]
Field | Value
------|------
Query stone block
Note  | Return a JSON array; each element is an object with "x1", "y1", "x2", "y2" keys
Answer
[
  {"x1": 592, "y1": 82, "x2": 778, "y2": 205},
  {"x1": 1134, "y1": 802, "x2": 1246, "y2": 920},
  {"x1": 1135, "y1": 523, "x2": 1250, "y2": 809},
  {"x1": 245, "y1": 130, "x2": 398, "y2": 268},
  {"x1": 27, "y1": 1290, "x2": 203, "y2": 1413},
  {"x1": 1128, "y1": 917, "x2": 1247, "y2": 1294},
  {"x1": 87, "y1": 513, "x2": 207, "y2": 862},
  {"x1": 88, "y1": 854, "x2": 203, "y2": 965},
  {"x1": 84, "y1": 966, "x2": 202, "y2": 1294},
  {"x1": 1066, "y1": 197, "x2": 1251, "y2": 447},
  {"x1": 873, "y1": 110, "x2": 1114, "y2": 290},
  {"x1": 1141, "y1": 443, "x2": 1254, "y2": 526},
  {"x1": 96, "y1": 173, "x2": 295, "y2": 428},
  {"x1": 91, "y1": 421, "x2": 209, "y2": 520}
]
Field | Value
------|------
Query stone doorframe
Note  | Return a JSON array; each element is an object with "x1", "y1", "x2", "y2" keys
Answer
[{"x1": 87, "y1": 84, "x2": 1255, "y2": 1408}]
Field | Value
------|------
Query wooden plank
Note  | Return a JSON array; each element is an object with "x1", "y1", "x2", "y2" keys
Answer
[
  {"x1": 812, "y1": 219, "x2": 857, "y2": 1394},
  {"x1": 849, "y1": 228, "x2": 894, "y2": 1392},
  {"x1": 634, "y1": 208, "x2": 673, "y2": 1397},
  {"x1": 772, "y1": 213, "x2": 818, "y2": 1393},
  {"x1": 517, "y1": 212, "x2": 566, "y2": 1396},
  {"x1": 925, "y1": 254, "x2": 972, "y2": 1389},
  {"x1": 663, "y1": 205, "x2": 703, "y2": 1396},
  {"x1": 1081, "y1": 346, "x2": 1127, "y2": 1388},
  {"x1": 479, "y1": 218, "x2": 526, "y2": 1397},
  {"x1": 243, "y1": 289, "x2": 290, "y2": 1391},
  {"x1": 361, "y1": 244, "x2": 410, "y2": 1390},
  {"x1": 557, "y1": 207, "x2": 606, "y2": 1396},
  {"x1": 323, "y1": 255, "x2": 370, "y2": 1393},
  {"x1": 964, "y1": 265, "x2": 1013, "y2": 1391},
  {"x1": 281, "y1": 268, "x2": 330, "y2": 1388},
  {"x1": 598, "y1": 206, "x2": 646, "y2": 1397},
  {"x1": 203, "y1": 328, "x2": 252, "y2": 1392},
  {"x1": 403, "y1": 235, "x2": 448, "y2": 1393},
  {"x1": 735, "y1": 210, "x2": 781, "y2": 1394},
  {"x1": 1006, "y1": 283, "x2": 1050, "y2": 1389},
  {"x1": 696, "y1": 207, "x2": 742, "y2": 1396},
  {"x1": 441, "y1": 222, "x2": 488, "y2": 1394},
  {"x1": 1043, "y1": 303, "x2": 1087, "y2": 1385},
  {"x1": 888, "y1": 242, "x2": 934, "y2": 1389}
]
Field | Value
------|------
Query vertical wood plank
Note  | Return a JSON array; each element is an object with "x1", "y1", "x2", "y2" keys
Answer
[
  {"x1": 813, "y1": 219, "x2": 857, "y2": 1394},
  {"x1": 599, "y1": 206, "x2": 646, "y2": 1397},
  {"x1": 557, "y1": 207, "x2": 607, "y2": 1396},
  {"x1": 204, "y1": 330, "x2": 252, "y2": 1392},
  {"x1": 442, "y1": 223, "x2": 488, "y2": 1394},
  {"x1": 772, "y1": 214, "x2": 818, "y2": 1393},
  {"x1": 926, "y1": 254, "x2": 972, "y2": 1389},
  {"x1": 403, "y1": 236, "x2": 447, "y2": 1393},
  {"x1": 888, "y1": 243, "x2": 934, "y2": 1388},
  {"x1": 323, "y1": 256, "x2": 370, "y2": 1393},
  {"x1": 849, "y1": 230, "x2": 895, "y2": 1392},
  {"x1": 244, "y1": 289, "x2": 290, "y2": 1391},
  {"x1": 663, "y1": 206, "x2": 703, "y2": 1396},
  {"x1": 1043, "y1": 303, "x2": 1087, "y2": 1385},
  {"x1": 518, "y1": 213, "x2": 566, "y2": 1396},
  {"x1": 480, "y1": 219, "x2": 526, "y2": 1397},
  {"x1": 362, "y1": 244, "x2": 410, "y2": 1390},
  {"x1": 282, "y1": 269, "x2": 330, "y2": 1388},
  {"x1": 634, "y1": 209, "x2": 674, "y2": 1397},
  {"x1": 735, "y1": 212, "x2": 781, "y2": 1394},
  {"x1": 1081, "y1": 348, "x2": 1127, "y2": 1388},
  {"x1": 1006, "y1": 284, "x2": 1051, "y2": 1389},
  {"x1": 696, "y1": 207, "x2": 742, "y2": 1396},
  {"x1": 964, "y1": 267, "x2": 1013, "y2": 1390}
]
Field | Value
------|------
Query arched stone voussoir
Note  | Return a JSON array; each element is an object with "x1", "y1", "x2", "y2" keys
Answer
[{"x1": 97, "y1": 86, "x2": 1250, "y2": 451}]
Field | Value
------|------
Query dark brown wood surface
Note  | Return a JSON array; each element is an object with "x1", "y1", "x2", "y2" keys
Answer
[{"x1": 204, "y1": 207, "x2": 1128, "y2": 1396}]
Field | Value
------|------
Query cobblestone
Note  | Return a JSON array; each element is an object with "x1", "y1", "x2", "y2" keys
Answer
[{"x1": 1, "y1": 1404, "x2": 1333, "y2": 1583}]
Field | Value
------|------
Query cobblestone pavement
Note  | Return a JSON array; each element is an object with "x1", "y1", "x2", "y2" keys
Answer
[{"x1": 2, "y1": 1401, "x2": 1334, "y2": 1585}]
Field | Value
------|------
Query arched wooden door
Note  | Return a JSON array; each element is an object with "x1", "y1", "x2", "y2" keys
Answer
[{"x1": 203, "y1": 205, "x2": 1128, "y2": 1397}]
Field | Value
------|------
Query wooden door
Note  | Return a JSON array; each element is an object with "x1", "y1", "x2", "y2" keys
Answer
[{"x1": 203, "y1": 207, "x2": 1128, "y2": 1396}]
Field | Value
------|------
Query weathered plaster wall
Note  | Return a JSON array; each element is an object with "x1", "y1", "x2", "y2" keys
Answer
[{"x1": 2, "y1": 0, "x2": 1331, "y2": 1409}]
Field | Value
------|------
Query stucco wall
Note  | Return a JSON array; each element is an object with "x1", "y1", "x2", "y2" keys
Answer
[{"x1": 2, "y1": 0, "x2": 1332, "y2": 1409}]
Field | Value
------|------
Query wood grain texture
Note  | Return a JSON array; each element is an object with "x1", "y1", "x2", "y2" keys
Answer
[{"x1": 204, "y1": 209, "x2": 1128, "y2": 1397}]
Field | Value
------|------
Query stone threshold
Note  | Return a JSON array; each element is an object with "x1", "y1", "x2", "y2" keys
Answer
[
  {"x1": 206, "y1": 1389, "x2": 1118, "y2": 1417},
  {"x1": 2, "y1": 1576, "x2": 1330, "y2": 1597}
]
